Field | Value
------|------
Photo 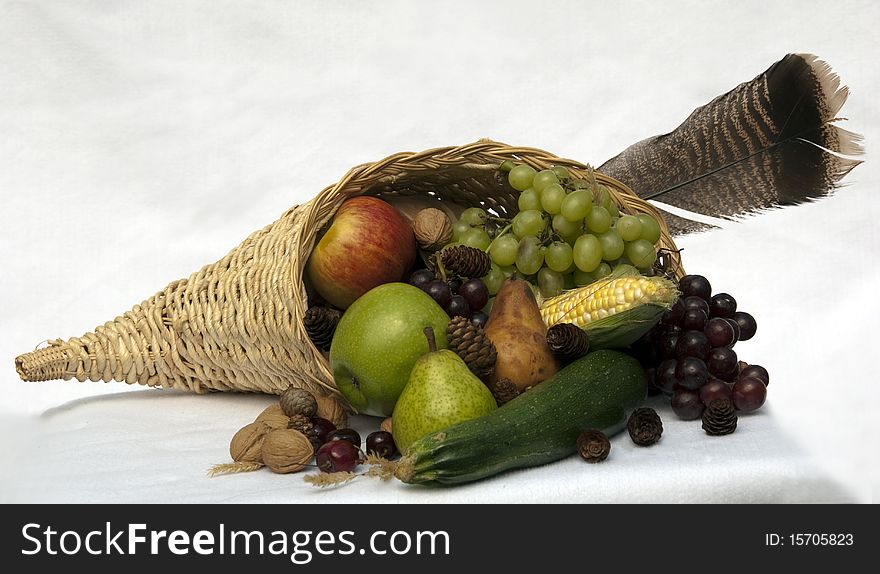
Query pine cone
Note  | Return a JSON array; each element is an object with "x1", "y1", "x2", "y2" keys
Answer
[
  {"x1": 627, "y1": 407, "x2": 663, "y2": 446},
  {"x1": 547, "y1": 323, "x2": 590, "y2": 361},
  {"x1": 280, "y1": 387, "x2": 318, "y2": 418},
  {"x1": 489, "y1": 377, "x2": 519, "y2": 406},
  {"x1": 447, "y1": 316, "x2": 497, "y2": 377},
  {"x1": 287, "y1": 414, "x2": 319, "y2": 450},
  {"x1": 440, "y1": 245, "x2": 491, "y2": 279},
  {"x1": 287, "y1": 414, "x2": 313, "y2": 435},
  {"x1": 304, "y1": 306, "x2": 341, "y2": 352},
  {"x1": 702, "y1": 398, "x2": 737, "y2": 436},
  {"x1": 577, "y1": 429, "x2": 611, "y2": 463}
]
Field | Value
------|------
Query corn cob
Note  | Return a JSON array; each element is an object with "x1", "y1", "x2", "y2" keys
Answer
[
  {"x1": 541, "y1": 275, "x2": 677, "y2": 327},
  {"x1": 540, "y1": 274, "x2": 679, "y2": 349}
]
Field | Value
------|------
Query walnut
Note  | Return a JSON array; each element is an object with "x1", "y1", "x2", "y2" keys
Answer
[
  {"x1": 380, "y1": 417, "x2": 393, "y2": 434},
  {"x1": 315, "y1": 394, "x2": 348, "y2": 429},
  {"x1": 230, "y1": 421, "x2": 271, "y2": 463},
  {"x1": 280, "y1": 387, "x2": 318, "y2": 418},
  {"x1": 413, "y1": 208, "x2": 452, "y2": 252},
  {"x1": 261, "y1": 429, "x2": 314, "y2": 474},
  {"x1": 254, "y1": 404, "x2": 290, "y2": 429}
]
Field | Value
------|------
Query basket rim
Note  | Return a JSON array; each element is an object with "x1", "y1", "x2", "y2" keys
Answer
[{"x1": 302, "y1": 137, "x2": 678, "y2": 230}]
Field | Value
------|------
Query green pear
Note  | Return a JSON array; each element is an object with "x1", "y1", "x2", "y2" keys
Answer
[{"x1": 392, "y1": 327, "x2": 497, "y2": 453}]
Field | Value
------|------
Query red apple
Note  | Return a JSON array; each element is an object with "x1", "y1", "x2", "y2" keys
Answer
[{"x1": 306, "y1": 196, "x2": 416, "y2": 309}]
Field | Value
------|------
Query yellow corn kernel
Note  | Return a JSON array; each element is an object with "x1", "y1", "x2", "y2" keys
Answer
[{"x1": 539, "y1": 275, "x2": 675, "y2": 328}]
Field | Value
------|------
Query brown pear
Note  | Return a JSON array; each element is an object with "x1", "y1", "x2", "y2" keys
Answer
[{"x1": 484, "y1": 278, "x2": 560, "y2": 391}]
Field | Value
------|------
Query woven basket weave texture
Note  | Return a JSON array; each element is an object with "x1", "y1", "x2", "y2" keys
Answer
[{"x1": 14, "y1": 140, "x2": 683, "y2": 403}]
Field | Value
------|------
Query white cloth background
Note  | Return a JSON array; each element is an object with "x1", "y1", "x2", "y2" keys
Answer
[{"x1": 1, "y1": 0, "x2": 877, "y2": 503}]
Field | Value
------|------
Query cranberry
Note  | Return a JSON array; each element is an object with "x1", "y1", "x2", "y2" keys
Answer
[
  {"x1": 310, "y1": 417, "x2": 336, "y2": 444},
  {"x1": 316, "y1": 440, "x2": 361, "y2": 473},
  {"x1": 326, "y1": 428, "x2": 361, "y2": 447},
  {"x1": 365, "y1": 431, "x2": 399, "y2": 459}
]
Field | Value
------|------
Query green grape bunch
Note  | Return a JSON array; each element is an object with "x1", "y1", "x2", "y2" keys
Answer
[{"x1": 444, "y1": 160, "x2": 666, "y2": 299}]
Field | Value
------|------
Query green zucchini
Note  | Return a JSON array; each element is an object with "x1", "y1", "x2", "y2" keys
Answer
[{"x1": 394, "y1": 349, "x2": 647, "y2": 485}]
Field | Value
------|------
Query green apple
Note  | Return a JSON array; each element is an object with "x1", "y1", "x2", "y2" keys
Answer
[{"x1": 330, "y1": 283, "x2": 449, "y2": 416}]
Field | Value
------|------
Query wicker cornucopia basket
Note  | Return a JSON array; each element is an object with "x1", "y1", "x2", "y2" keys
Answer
[{"x1": 14, "y1": 140, "x2": 683, "y2": 408}]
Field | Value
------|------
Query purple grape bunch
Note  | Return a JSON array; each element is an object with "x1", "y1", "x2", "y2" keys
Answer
[
  {"x1": 638, "y1": 274, "x2": 768, "y2": 420},
  {"x1": 409, "y1": 269, "x2": 489, "y2": 326}
]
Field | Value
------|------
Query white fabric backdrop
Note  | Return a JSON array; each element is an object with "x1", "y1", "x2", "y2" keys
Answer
[{"x1": 1, "y1": 0, "x2": 877, "y2": 503}]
